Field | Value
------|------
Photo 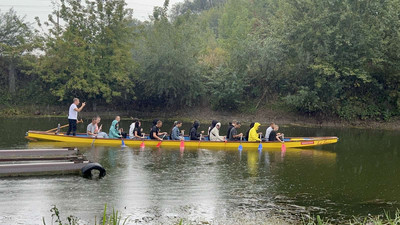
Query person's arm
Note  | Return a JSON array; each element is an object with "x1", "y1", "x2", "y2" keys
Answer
[
  {"x1": 233, "y1": 133, "x2": 243, "y2": 138},
  {"x1": 134, "y1": 130, "x2": 141, "y2": 138},
  {"x1": 153, "y1": 131, "x2": 163, "y2": 141},
  {"x1": 74, "y1": 102, "x2": 86, "y2": 112}
]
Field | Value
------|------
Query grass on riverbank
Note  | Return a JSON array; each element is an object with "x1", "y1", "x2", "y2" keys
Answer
[{"x1": 42, "y1": 205, "x2": 400, "y2": 225}]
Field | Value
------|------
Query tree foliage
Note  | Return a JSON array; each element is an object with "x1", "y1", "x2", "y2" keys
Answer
[{"x1": 1, "y1": 0, "x2": 400, "y2": 120}]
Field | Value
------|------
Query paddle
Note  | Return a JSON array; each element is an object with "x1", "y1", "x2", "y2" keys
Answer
[
  {"x1": 91, "y1": 136, "x2": 96, "y2": 146},
  {"x1": 198, "y1": 134, "x2": 202, "y2": 148},
  {"x1": 180, "y1": 131, "x2": 185, "y2": 148},
  {"x1": 281, "y1": 134, "x2": 286, "y2": 151},
  {"x1": 258, "y1": 134, "x2": 263, "y2": 151},
  {"x1": 238, "y1": 135, "x2": 243, "y2": 151},
  {"x1": 121, "y1": 137, "x2": 127, "y2": 148},
  {"x1": 156, "y1": 134, "x2": 166, "y2": 147},
  {"x1": 46, "y1": 119, "x2": 83, "y2": 132},
  {"x1": 140, "y1": 134, "x2": 145, "y2": 148}
]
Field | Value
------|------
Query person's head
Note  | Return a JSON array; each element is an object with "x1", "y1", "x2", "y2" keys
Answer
[
  {"x1": 135, "y1": 120, "x2": 141, "y2": 128},
  {"x1": 216, "y1": 122, "x2": 221, "y2": 130},
  {"x1": 92, "y1": 116, "x2": 100, "y2": 124},
  {"x1": 176, "y1": 121, "x2": 182, "y2": 128},
  {"x1": 115, "y1": 116, "x2": 120, "y2": 122},
  {"x1": 211, "y1": 120, "x2": 217, "y2": 127},
  {"x1": 73, "y1": 98, "x2": 79, "y2": 105},
  {"x1": 254, "y1": 122, "x2": 261, "y2": 131},
  {"x1": 274, "y1": 125, "x2": 279, "y2": 131},
  {"x1": 193, "y1": 121, "x2": 200, "y2": 129},
  {"x1": 232, "y1": 120, "x2": 237, "y2": 126},
  {"x1": 153, "y1": 119, "x2": 159, "y2": 126},
  {"x1": 235, "y1": 121, "x2": 241, "y2": 129},
  {"x1": 270, "y1": 122, "x2": 276, "y2": 128},
  {"x1": 156, "y1": 120, "x2": 163, "y2": 128}
]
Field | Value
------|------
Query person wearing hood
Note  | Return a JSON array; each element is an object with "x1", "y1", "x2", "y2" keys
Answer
[
  {"x1": 190, "y1": 121, "x2": 204, "y2": 140},
  {"x1": 248, "y1": 122, "x2": 261, "y2": 142},
  {"x1": 209, "y1": 122, "x2": 225, "y2": 141},
  {"x1": 109, "y1": 116, "x2": 122, "y2": 138}
]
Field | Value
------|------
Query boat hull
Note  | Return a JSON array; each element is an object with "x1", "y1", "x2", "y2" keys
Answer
[{"x1": 26, "y1": 131, "x2": 338, "y2": 149}]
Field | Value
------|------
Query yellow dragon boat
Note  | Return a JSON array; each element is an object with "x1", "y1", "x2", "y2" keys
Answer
[{"x1": 26, "y1": 131, "x2": 338, "y2": 149}]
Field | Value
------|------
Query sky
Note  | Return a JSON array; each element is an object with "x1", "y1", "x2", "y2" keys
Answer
[{"x1": 0, "y1": 0, "x2": 184, "y2": 26}]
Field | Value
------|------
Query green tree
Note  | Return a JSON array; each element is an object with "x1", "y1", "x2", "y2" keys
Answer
[
  {"x1": 36, "y1": 0, "x2": 137, "y2": 107},
  {"x1": 0, "y1": 8, "x2": 36, "y2": 95}
]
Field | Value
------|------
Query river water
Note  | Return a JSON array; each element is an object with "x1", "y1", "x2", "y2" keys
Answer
[{"x1": 0, "y1": 117, "x2": 399, "y2": 224}]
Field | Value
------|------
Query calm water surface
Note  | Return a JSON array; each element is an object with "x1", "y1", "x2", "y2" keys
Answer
[{"x1": 0, "y1": 117, "x2": 399, "y2": 224}]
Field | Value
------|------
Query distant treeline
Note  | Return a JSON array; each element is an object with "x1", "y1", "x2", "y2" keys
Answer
[{"x1": 1, "y1": 0, "x2": 399, "y2": 120}]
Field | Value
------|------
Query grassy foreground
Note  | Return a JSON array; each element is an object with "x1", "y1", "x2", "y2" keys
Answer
[{"x1": 42, "y1": 205, "x2": 400, "y2": 225}]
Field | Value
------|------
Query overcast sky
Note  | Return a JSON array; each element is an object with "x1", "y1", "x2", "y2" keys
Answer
[{"x1": 0, "y1": 0, "x2": 184, "y2": 26}]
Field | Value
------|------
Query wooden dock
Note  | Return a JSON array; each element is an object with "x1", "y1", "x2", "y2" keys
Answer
[{"x1": 0, "y1": 148, "x2": 106, "y2": 178}]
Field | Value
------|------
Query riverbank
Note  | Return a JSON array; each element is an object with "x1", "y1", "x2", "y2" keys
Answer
[{"x1": 1, "y1": 105, "x2": 399, "y2": 131}]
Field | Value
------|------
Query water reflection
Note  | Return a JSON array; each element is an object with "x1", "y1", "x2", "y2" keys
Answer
[{"x1": 1, "y1": 117, "x2": 400, "y2": 223}]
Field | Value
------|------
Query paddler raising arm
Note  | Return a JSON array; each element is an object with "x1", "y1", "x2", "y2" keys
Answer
[{"x1": 67, "y1": 98, "x2": 86, "y2": 136}]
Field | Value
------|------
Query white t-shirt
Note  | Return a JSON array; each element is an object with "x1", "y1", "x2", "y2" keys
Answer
[
  {"x1": 265, "y1": 126, "x2": 273, "y2": 141},
  {"x1": 129, "y1": 123, "x2": 136, "y2": 138},
  {"x1": 68, "y1": 103, "x2": 78, "y2": 120}
]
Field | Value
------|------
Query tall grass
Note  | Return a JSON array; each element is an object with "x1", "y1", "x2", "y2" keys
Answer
[{"x1": 42, "y1": 204, "x2": 129, "y2": 225}]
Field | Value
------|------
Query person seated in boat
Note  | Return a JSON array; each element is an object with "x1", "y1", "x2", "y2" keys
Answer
[
  {"x1": 209, "y1": 122, "x2": 225, "y2": 141},
  {"x1": 190, "y1": 121, "x2": 204, "y2": 140},
  {"x1": 171, "y1": 121, "x2": 183, "y2": 140},
  {"x1": 226, "y1": 120, "x2": 237, "y2": 140},
  {"x1": 229, "y1": 121, "x2": 243, "y2": 141},
  {"x1": 265, "y1": 122, "x2": 275, "y2": 141},
  {"x1": 129, "y1": 118, "x2": 138, "y2": 139},
  {"x1": 132, "y1": 120, "x2": 144, "y2": 139},
  {"x1": 109, "y1": 116, "x2": 124, "y2": 139},
  {"x1": 150, "y1": 120, "x2": 167, "y2": 140},
  {"x1": 268, "y1": 125, "x2": 283, "y2": 143},
  {"x1": 208, "y1": 120, "x2": 218, "y2": 136},
  {"x1": 248, "y1": 122, "x2": 262, "y2": 142},
  {"x1": 245, "y1": 122, "x2": 255, "y2": 141},
  {"x1": 169, "y1": 121, "x2": 178, "y2": 140},
  {"x1": 87, "y1": 116, "x2": 108, "y2": 138}
]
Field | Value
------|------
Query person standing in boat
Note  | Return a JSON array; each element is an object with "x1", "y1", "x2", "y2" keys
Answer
[
  {"x1": 67, "y1": 98, "x2": 86, "y2": 136},
  {"x1": 171, "y1": 121, "x2": 183, "y2": 140},
  {"x1": 226, "y1": 120, "x2": 237, "y2": 140},
  {"x1": 265, "y1": 122, "x2": 275, "y2": 141},
  {"x1": 150, "y1": 120, "x2": 167, "y2": 140},
  {"x1": 87, "y1": 116, "x2": 108, "y2": 138},
  {"x1": 210, "y1": 122, "x2": 225, "y2": 141},
  {"x1": 248, "y1": 122, "x2": 261, "y2": 142},
  {"x1": 190, "y1": 121, "x2": 204, "y2": 140},
  {"x1": 229, "y1": 121, "x2": 243, "y2": 141}
]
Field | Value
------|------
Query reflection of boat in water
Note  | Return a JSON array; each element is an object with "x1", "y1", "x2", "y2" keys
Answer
[{"x1": 26, "y1": 130, "x2": 338, "y2": 149}]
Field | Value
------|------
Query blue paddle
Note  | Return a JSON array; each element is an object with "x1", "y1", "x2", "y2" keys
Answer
[
  {"x1": 258, "y1": 134, "x2": 263, "y2": 151},
  {"x1": 238, "y1": 136, "x2": 243, "y2": 151},
  {"x1": 121, "y1": 137, "x2": 127, "y2": 148}
]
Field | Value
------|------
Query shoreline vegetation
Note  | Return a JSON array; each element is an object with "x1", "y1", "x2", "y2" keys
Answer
[
  {"x1": 1, "y1": 0, "x2": 400, "y2": 126},
  {"x1": 1, "y1": 105, "x2": 399, "y2": 131},
  {"x1": 43, "y1": 205, "x2": 400, "y2": 225}
]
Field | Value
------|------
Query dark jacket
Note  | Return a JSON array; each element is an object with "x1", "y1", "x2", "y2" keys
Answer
[
  {"x1": 245, "y1": 122, "x2": 255, "y2": 141},
  {"x1": 226, "y1": 123, "x2": 234, "y2": 140},
  {"x1": 190, "y1": 121, "x2": 201, "y2": 140}
]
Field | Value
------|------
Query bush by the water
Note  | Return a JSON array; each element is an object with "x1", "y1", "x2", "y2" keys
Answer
[{"x1": 1, "y1": 0, "x2": 400, "y2": 120}]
